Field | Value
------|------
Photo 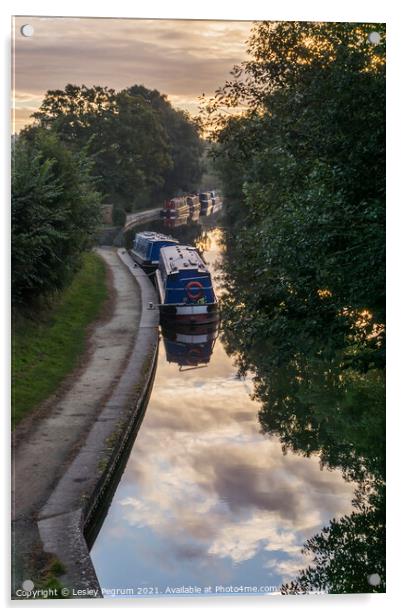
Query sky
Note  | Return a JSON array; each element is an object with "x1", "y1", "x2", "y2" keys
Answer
[{"x1": 12, "y1": 16, "x2": 253, "y2": 133}]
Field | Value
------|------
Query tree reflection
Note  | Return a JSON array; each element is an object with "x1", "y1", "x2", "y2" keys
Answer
[
  {"x1": 282, "y1": 483, "x2": 385, "y2": 594},
  {"x1": 219, "y1": 232, "x2": 385, "y2": 594}
]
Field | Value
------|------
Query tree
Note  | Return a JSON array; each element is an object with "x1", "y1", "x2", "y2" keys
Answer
[
  {"x1": 204, "y1": 20, "x2": 385, "y2": 354},
  {"x1": 31, "y1": 84, "x2": 116, "y2": 145},
  {"x1": 29, "y1": 85, "x2": 173, "y2": 211},
  {"x1": 12, "y1": 130, "x2": 101, "y2": 306},
  {"x1": 29, "y1": 84, "x2": 204, "y2": 211},
  {"x1": 88, "y1": 91, "x2": 173, "y2": 210},
  {"x1": 282, "y1": 483, "x2": 385, "y2": 594},
  {"x1": 125, "y1": 85, "x2": 204, "y2": 195},
  {"x1": 205, "y1": 21, "x2": 386, "y2": 593}
]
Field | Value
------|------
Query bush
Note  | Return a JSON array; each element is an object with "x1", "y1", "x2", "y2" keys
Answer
[
  {"x1": 12, "y1": 130, "x2": 101, "y2": 306},
  {"x1": 112, "y1": 205, "x2": 127, "y2": 227}
]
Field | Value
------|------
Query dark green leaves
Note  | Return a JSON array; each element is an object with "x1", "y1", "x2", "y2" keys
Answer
[
  {"x1": 29, "y1": 84, "x2": 204, "y2": 211},
  {"x1": 12, "y1": 131, "x2": 101, "y2": 306},
  {"x1": 207, "y1": 21, "x2": 386, "y2": 594}
]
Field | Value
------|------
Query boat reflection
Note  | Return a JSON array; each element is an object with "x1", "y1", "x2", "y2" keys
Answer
[
  {"x1": 161, "y1": 321, "x2": 219, "y2": 370},
  {"x1": 163, "y1": 214, "x2": 189, "y2": 229}
]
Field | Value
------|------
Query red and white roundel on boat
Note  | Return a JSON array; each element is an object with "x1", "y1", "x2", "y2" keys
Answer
[{"x1": 185, "y1": 280, "x2": 204, "y2": 301}]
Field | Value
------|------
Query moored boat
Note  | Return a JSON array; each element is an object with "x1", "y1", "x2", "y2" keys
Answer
[
  {"x1": 129, "y1": 231, "x2": 179, "y2": 274},
  {"x1": 186, "y1": 194, "x2": 200, "y2": 211},
  {"x1": 189, "y1": 207, "x2": 201, "y2": 222},
  {"x1": 155, "y1": 244, "x2": 219, "y2": 324},
  {"x1": 212, "y1": 198, "x2": 223, "y2": 213},
  {"x1": 161, "y1": 196, "x2": 189, "y2": 219}
]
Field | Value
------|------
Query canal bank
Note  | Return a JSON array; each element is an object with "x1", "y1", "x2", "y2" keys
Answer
[{"x1": 12, "y1": 247, "x2": 159, "y2": 598}]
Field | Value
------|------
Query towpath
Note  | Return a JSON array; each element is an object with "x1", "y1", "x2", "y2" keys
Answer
[{"x1": 12, "y1": 247, "x2": 144, "y2": 592}]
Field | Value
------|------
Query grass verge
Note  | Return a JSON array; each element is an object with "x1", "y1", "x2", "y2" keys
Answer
[{"x1": 12, "y1": 252, "x2": 108, "y2": 428}]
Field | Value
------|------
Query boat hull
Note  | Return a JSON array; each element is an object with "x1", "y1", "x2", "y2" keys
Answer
[
  {"x1": 129, "y1": 249, "x2": 158, "y2": 274},
  {"x1": 159, "y1": 303, "x2": 220, "y2": 325}
]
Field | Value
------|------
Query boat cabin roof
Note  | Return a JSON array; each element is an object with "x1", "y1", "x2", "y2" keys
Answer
[{"x1": 160, "y1": 245, "x2": 208, "y2": 276}]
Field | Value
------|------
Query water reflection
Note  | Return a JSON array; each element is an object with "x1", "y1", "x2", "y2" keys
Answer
[
  {"x1": 163, "y1": 214, "x2": 189, "y2": 229},
  {"x1": 91, "y1": 225, "x2": 358, "y2": 597},
  {"x1": 219, "y1": 219, "x2": 386, "y2": 593},
  {"x1": 161, "y1": 321, "x2": 219, "y2": 370},
  {"x1": 125, "y1": 218, "x2": 204, "y2": 251}
]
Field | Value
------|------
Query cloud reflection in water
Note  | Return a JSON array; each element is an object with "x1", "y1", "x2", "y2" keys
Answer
[{"x1": 92, "y1": 329, "x2": 355, "y2": 590}]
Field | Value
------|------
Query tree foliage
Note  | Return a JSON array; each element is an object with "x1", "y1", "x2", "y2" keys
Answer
[
  {"x1": 12, "y1": 130, "x2": 101, "y2": 306},
  {"x1": 282, "y1": 483, "x2": 385, "y2": 594},
  {"x1": 204, "y1": 21, "x2": 386, "y2": 593},
  {"x1": 125, "y1": 85, "x2": 204, "y2": 196},
  {"x1": 204, "y1": 21, "x2": 385, "y2": 332},
  {"x1": 29, "y1": 84, "x2": 204, "y2": 211}
]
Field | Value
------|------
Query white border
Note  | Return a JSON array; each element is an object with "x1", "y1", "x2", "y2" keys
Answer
[
  {"x1": 2, "y1": 0, "x2": 397, "y2": 21},
  {"x1": 2, "y1": 1, "x2": 401, "y2": 614}
]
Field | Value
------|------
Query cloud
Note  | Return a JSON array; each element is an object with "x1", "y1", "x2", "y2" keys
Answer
[
  {"x1": 12, "y1": 16, "x2": 253, "y2": 132},
  {"x1": 263, "y1": 554, "x2": 314, "y2": 581},
  {"x1": 92, "y1": 332, "x2": 356, "y2": 585},
  {"x1": 207, "y1": 456, "x2": 301, "y2": 518},
  {"x1": 118, "y1": 412, "x2": 355, "y2": 575}
]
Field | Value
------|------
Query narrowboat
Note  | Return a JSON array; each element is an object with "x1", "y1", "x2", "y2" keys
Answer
[
  {"x1": 200, "y1": 190, "x2": 218, "y2": 200},
  {"x1": 199, "y1": 192, "x2": 210, "y2": 203},
  {"x1": 161, "y1": 196, "x2": 189, "y2": 219},
  {"x1": 129, "y1": 231, "x2": 179, "y2": 274},
  {"x1": 200, "y1": 201, "x2": 213, "y2": 216},
  {"x1": 155, "y1": 244, "x2": 219, "y2": 324},
  {"x1": 207, "y1": 190, "x2": 223, "y2": 214},
  {"x1": 189, "y1": 207, "x2": 201, "y2": 222},
  {"x1": 161, "y1": 321, "x2": 219, "y2": 369}
]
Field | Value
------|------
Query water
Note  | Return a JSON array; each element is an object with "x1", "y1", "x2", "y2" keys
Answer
[{"x1": 90, "y1": 221, "x2": 358, "y2": 597}]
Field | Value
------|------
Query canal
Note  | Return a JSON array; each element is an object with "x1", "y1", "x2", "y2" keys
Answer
[{"x1": 90, "y1": 218, "x2": 361, "y2": 597}]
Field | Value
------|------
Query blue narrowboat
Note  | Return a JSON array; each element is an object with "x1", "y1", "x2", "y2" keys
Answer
[
  {"x1": 155, "y1": 244, "x2": 219, "y2": 324},
  {"x1": 130, "y1": 231, "x2": 179, "y2": 274}
]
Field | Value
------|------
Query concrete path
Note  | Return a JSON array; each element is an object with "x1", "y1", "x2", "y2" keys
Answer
[
  {"x1": 12, "y1": 248, "x2": 147, "y2": 593},
  {"x1": 12, "y1": 248, "x2": 140, "y2": 518}
]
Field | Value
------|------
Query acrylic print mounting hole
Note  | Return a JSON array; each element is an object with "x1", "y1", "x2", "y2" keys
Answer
[
  {"x1": 20, "y1": 24, "x2": 34, "y2": 37},
  {"x1": 368, "y1": 31, "x2": 381, "y2": 45}
]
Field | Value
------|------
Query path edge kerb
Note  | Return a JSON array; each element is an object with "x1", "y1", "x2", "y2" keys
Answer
[{"x1": 37, "y1": 249, "x2": 159, "y2": 598}]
